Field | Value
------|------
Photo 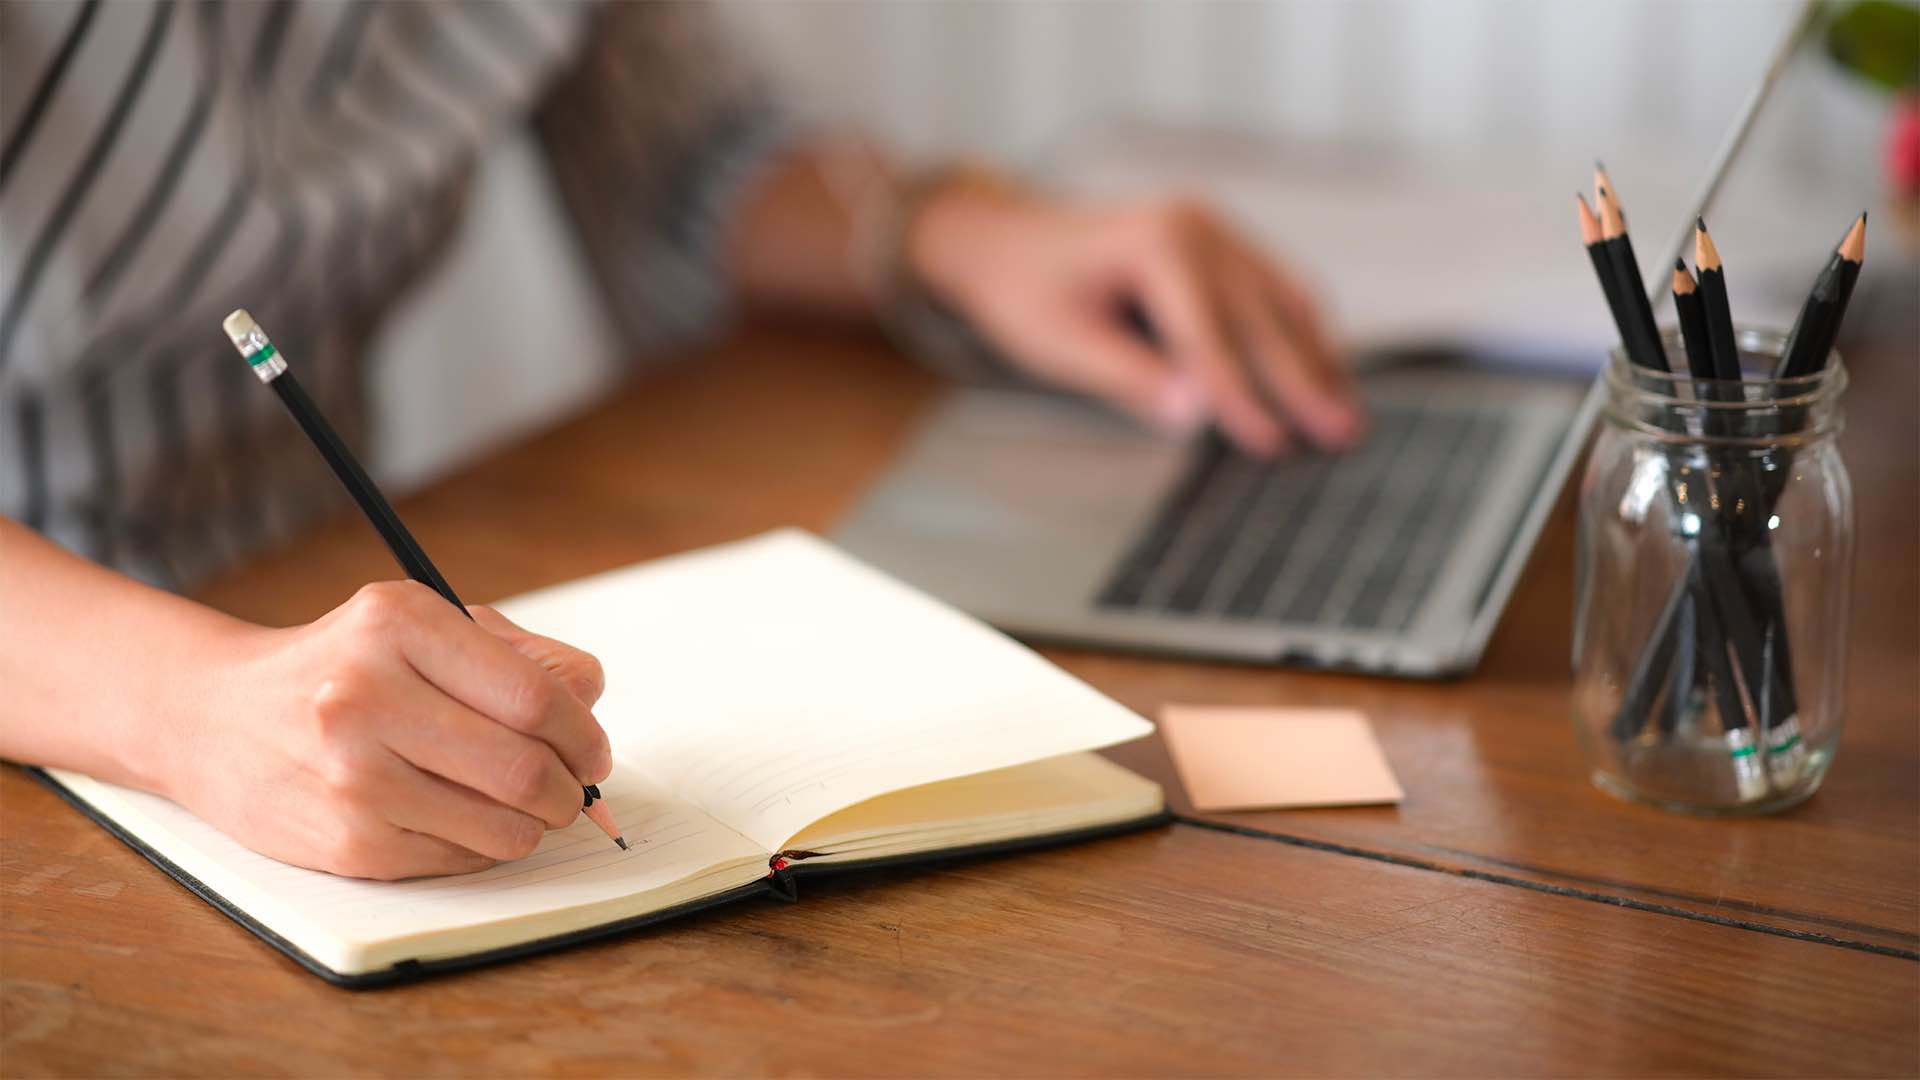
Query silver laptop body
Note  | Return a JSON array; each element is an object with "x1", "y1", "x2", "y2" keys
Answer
[{"x1": 837, "y1": 359, "x2": 1589, "y2": 676}]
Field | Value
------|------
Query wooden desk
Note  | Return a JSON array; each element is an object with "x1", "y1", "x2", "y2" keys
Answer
[{"x1": 5, "y1": 323, "x2": 1915, "y2": 1076}]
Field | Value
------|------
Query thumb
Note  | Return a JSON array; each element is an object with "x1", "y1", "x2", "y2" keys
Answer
[{"x1": 467, "y1": 605, "x2": 607, "y2": 709}]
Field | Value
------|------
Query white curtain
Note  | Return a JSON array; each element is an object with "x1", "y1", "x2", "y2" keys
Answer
[{"x1": 718, "y1": 0, "x2": 1879, "y2": 180}]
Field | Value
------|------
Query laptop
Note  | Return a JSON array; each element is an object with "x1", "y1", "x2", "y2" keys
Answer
[{"x1": 835, "y1": 8, "x2": 1813, "y2": 677}]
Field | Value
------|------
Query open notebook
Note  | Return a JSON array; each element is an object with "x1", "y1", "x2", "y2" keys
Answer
[{"x1": 40, "y1": 530, "x2": 1164, "y2": 986}]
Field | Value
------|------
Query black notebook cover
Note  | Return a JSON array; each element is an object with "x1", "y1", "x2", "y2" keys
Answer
[{"x1": 31, "y1": 767, "x2": 1169, "y2": 989}]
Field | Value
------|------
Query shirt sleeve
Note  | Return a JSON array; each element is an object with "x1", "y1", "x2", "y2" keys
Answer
[{"x1": 533, "y1": 2, "x2": 794, "y2": 357}]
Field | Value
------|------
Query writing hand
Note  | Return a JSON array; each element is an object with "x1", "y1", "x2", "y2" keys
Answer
[{"x1": 163, "y1": 582, "x2": 611, "y2": 880}]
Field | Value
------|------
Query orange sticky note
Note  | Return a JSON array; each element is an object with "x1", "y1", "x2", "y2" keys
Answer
[{"x1": 1159, "y1": 706, "x2": 1404, "y2": 811}]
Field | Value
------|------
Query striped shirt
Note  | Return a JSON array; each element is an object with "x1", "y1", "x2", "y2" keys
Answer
[{"x1": 1, "y1": 1, "x2": 788, "y2": 587}]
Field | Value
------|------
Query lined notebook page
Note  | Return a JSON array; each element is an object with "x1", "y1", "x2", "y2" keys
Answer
[
  {"x1": 495, "y1": 530, "x2": 1154, "y2": 852},
  {"x1": 46, "y1": 764, "x2": 765, "y2": 975}
]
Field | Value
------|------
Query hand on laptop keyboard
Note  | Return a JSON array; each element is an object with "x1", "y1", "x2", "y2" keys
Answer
[{"x1": 907, "y1": 176, "x2": 1367, "y2": 457}]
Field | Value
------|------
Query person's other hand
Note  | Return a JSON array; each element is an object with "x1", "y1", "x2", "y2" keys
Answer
[
  {"x1": 156, "y1": 582, "x2": 611, "y2": 880},
  {"x1": 908, "y1": 174, "x2": 1364, "y2": 457}
]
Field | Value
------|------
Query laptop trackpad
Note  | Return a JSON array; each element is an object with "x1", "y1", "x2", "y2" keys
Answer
[{"x1": 834, "y1": 390, "x2": 1188, "y2": 620}]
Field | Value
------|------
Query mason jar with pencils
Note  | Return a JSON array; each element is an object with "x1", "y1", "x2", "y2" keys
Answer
[{"x1": 1571, "y1": 328, "x2": 1852, "y2": 814}]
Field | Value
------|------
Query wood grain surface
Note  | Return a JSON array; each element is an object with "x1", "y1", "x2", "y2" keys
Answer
[{"x1": 4, "y1": 314, "x2": 1915, "y2": 1076}]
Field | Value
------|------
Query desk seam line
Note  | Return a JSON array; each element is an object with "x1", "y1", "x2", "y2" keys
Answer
[
  {"x1": 1418, "y1": 842, "x2": 1920, "y2": 945},
  {"x1": 1171, "y1": 816, "x2": 1920, "y2": 962}
]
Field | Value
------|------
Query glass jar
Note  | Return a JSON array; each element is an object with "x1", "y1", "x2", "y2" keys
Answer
[{"x1": 1572, "y1": 328, "x2": 1852, "y2": 815}]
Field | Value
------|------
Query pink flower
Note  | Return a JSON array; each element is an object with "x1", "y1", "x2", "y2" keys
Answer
[{"x1": 1890, "y1": 95, "x2": 1920, "y2": 196}]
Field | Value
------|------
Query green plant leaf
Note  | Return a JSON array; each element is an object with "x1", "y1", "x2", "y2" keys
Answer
[{"x1": 1825, "y1": 0, "x2": 1920, "y2": 92}]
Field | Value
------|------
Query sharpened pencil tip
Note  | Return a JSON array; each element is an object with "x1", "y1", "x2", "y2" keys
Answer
[
  {"x1": 615, "y1": 837, "x2": 629, "y2": 851},
  {"x1": 1675, "y1": 257, "x2": 1687, "y2": 271},
  {"x1": 1696, "y1": 215, "x2": 1708, "y2": 231},
  {"x1": 1839, "y1": 211, "x2": 1867, "y2": 262}
]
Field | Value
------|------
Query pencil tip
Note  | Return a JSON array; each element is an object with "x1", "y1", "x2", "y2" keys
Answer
[
  {"x1": 1675, "y1": 257, "x2": 1687, "y2": 270},
  {"x1": 615, "y1": 837, "x2": 629, "y2": 851},
  {"x1": 1695, "y1": 215, "x2": 1707, "y2": 231},
  {"x1": 1840, "y1": 211, "x2": 1867, "y2": 262}
]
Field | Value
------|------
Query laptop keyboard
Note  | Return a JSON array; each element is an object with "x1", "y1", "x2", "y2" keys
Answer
[{"x1": 1095, "y1": 405, "x2": 1510, "y2": 633}]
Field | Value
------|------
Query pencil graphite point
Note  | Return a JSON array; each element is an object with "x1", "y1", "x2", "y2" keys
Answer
[
  {"x1": 1596, "y1": 186, "x2": 1626, "y2": 240},
  {"x1": 1592, "y1": 164, "x2": 1626, "y2": 224},
  {"x1": 1694, "y1": 219, "x2": 1722, "y2": 270},
  {"x1": 583, "y1": 797, "x2": 626, "y2": 850}
]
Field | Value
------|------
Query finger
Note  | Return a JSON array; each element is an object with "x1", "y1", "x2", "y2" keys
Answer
[
  {"x1": 377, "y1": 672, "x2": 586, "y2": 829},
  {"x1": 371, "y1": 584, "x2": 612, "y2": 784},
  {"x1": 1223, "y1": 267, "x2": 1363, "y2": 450},
  {"x1": 1240, "y1": 242, "x2": 1361, "y2": 411},
  {"x1": 331, "y1": 817, "x2": 497, "y2": 881},
  {"x1": 1026, "y1": 311, "x2": 1204, "y2": 433},
  {"x1": 1135, "y1": 246, "x2": 1287, "y2": 456},
  {"x1": 374, "y1": 751, "x2": 551, "y2": 862},
  {"x1": 469, "y1": 605, "x2": 606, "y2": 709}
]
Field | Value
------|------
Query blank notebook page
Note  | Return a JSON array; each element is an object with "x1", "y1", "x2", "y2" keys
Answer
[
  {"x1": 46, "y1": 763, "x2": 765, "y2": 974},
  {"x1": 495, "y1": 529, "x2": 1156, "y2": 851}
]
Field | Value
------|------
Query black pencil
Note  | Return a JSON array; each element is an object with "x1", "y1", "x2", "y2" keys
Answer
[
  {"x1": 1779, "y1": 212, "x2": 1865, "y2": 378},
  {"x1": 1671, "y1": 258, "x2": 1742, "y2": 738},
  {"x1": 1670, "y1": 259, "x2": 1716, "y2": 380},
  {"x1": 1593, "y1": 166, "x2": 1667, "y2": 371},
  {"x1": 1577, "y1": 193, "x2": 1635, "y2": 359},
  {"x1": 221, "y1": 310, "x2": 626, "y2": 852},
  {"x1": 1692, "y1": 218, "x2": 1743, "y2": 380},
  {"x1": 1610, "y1": 564, "x2": 1688, "y2": 743},
  {"x1": 1687, "y1": 556, "x2": 1769, "y2": 799}
]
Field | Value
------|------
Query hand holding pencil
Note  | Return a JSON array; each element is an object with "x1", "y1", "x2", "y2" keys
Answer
[
  {"x1": 157, "y1": 583, "x2": 618, "y2": 880},
  {"x1": 215, "y1": 311, "x2": 626, "y2": 879}
]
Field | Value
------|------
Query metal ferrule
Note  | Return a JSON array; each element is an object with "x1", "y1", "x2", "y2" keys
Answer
[
  {"x1": 1724, "y1": 726, "x2": 1769, "y2": 800},
  {"x1": 238, "y1": 328, "x2": 286, "y2": 383},
  {"x1": 1764, "y1": 715, "x2": 1807, "y2": 787}
]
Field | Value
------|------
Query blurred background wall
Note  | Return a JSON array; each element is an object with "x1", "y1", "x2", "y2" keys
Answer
[
  {"x1": 370, "y1": 0, "x2": 1891, "y2": 491},
  {"x1": 716, "y1": 0, "x2": 1867, "y2": 169}
]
